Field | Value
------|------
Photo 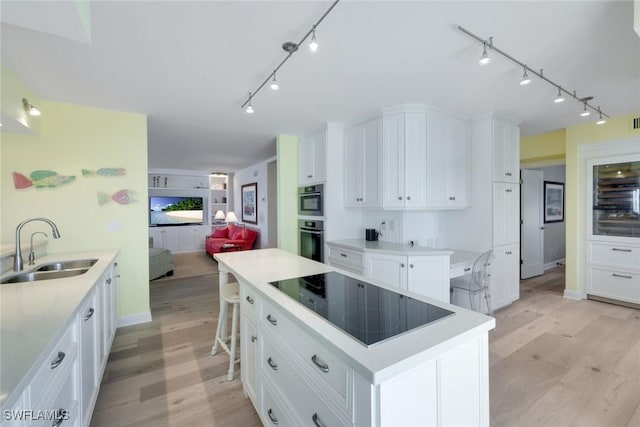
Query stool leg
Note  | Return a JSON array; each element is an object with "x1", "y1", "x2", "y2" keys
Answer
[
  {"x1": 227, "y1": 303, "x2": 239, "y2": 381},
  {"x1": 211, "y1": 301, "x2": 228, "y2": 356}
]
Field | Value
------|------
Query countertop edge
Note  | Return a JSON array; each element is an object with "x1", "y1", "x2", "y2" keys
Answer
[{"x1": 326, "y1": 239, "x2": 454, "y2": 256}]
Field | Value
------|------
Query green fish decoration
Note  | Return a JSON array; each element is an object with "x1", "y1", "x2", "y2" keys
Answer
[
  {"x1": 82, "y1": 168, "x2": 126, "y2": 177},
  {"x1": 97, "y1": 189, "x2": 137, "y2": 206},
  {"x1": 13, "y1": 171, "x2": 76, "y2": 189}
]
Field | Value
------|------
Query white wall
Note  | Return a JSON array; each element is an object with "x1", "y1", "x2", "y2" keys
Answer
[{"x1": 233, "y1": 156, "x2": 276, "y2": 249}]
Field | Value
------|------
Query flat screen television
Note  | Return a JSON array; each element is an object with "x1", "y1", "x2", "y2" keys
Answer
[{"x1": 149, "y1": 196, "x2": 204, "y2": 226}]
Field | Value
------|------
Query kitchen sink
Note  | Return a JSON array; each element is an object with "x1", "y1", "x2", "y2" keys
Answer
[
  {"x1": 1, "y1": 268, "x2": 90, "y2": 284},
  {"x1": 35, "y1": 259, "x2": 98, "y2": 272}
]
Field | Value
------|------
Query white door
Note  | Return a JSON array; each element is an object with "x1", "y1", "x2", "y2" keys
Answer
[
  {"x1": 407, "y1": 255, "x2": 450, "y2": 303},
  {"x1": 366, "y1": 253, "x2": 407, "y2": 289},
  {"x1": 521, "y1": 169, "x2": 544, "y2": 279}
]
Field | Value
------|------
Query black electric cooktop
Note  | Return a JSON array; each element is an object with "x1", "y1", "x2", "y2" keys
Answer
[{"x1": 269, "y1": 271, "x2": 454, "y2": 347}]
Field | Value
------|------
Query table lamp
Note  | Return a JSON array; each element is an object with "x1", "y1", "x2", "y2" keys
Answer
[
  {"x1": 225, "y1": 211, "x2": 238, "y2": 224},
  {"x1": 214, "y1": 210, "x2": 225, "y2": 223}
]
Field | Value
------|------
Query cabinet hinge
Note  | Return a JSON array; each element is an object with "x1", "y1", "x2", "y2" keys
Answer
[{"x1": 520, "y1": 259, "x2": 523, "y2": 265}]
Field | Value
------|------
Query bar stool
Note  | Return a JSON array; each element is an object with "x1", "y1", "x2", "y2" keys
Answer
[{"x1": 211, "y1": 280, "x2": 240, "y2": 380}]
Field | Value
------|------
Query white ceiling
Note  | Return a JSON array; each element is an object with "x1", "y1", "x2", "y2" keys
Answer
[{"x1": 1, "y1": 1, "x2": 639, "y2": 172}]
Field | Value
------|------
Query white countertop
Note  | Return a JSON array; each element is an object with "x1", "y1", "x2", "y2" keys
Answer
[
  {"x1": 215, "y1": 248, "x2": 494, "y2": 384},
  {"x1": 0, "y1": 250, "x2": 119, "y2": 406},
  {"x1": 327, "y1": 239, "x2": 454, "y2": 256}
]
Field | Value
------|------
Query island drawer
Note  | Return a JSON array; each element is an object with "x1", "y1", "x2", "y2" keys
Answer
[
  {"x1": 30, "y1": 352, "x2": 79, "y2": 427},
  {"x1": 327, "y1": 246, "x2": 363, "y2": 269},
  {"x1": 588, "y1": 242, "x2": 640, "y2": 270},
  {"x1": 29, "y1": 318, "x2": 78, "y2": 411},
  {"x1": 240, "y1": 284, "x2": 258, "y2": 320},
  {"x1": 261, "y1": 378, "x2": 299, "y2": 427},
  {"x1": 260, "y1": 300, "x2": 352, "y2": 414},
  {"x1": 261, "y1": 335, "x2": 350, "y2": 427}
]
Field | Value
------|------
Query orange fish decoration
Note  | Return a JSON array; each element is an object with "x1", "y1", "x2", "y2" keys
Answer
[
  {"x1": 97, "y1": 189, "x2": 137, "y2": 206},
  {"x1": 13, "y1": 170, "x2": 76, "y2": 189}
]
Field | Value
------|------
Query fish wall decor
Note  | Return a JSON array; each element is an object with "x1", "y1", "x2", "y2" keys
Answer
[
  {"x1": 82, "y1": 168, "x2": 126, "y2": 177},
  {"x1": 13, "y1": 171, "x2": 76, "y2": 189},
  {"x1": 97, "y1": 189, "x2": 138, "y2": 206}
]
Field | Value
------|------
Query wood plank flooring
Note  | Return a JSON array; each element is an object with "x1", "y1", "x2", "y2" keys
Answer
[{"x1": 90, "y1": 261, "x2": 640, "y2": 427}]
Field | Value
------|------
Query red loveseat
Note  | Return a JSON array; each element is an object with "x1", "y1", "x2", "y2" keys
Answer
[{"x1": 205, "y1": 224, "x2": 259, "y2": 256}]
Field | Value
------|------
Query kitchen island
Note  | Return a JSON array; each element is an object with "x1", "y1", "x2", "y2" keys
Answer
[{"x1": 215, "y1": 248, "x2": 495, "y2": 427}]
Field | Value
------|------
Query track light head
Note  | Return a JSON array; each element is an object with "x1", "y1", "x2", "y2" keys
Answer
[
  {"x1": 282, "y1": 42, "x2": 298, "y2": 53},
  {"x1": 22, "y1": 97, "x2": 41, "y2": 116},
  {"x1": 519, "y1": 67, "x2": 531, "y2": 86},
  {"x1": 479, "y1": 42, "x2": 491, "y2": 65},
  {"x1": 270, "y1": 74, "x2": 279, "y2": 91},
  {"x1": 580, "y1": 102, "x2": 591, "y2": 117},
  {"x1": 309, "y1": 28, "x2": 318, "y2": 52},
  {"x1": 596, "y1": 107, "x2": 606, "y2": 125},
  {"x1": 245, "y1": 92, "x2": 254, "y2": 114},
  {"x1": 554, "y1": 87, "x2": 565, "y2": 103}
]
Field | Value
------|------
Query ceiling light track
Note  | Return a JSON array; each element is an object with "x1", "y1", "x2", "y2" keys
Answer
[
  {"x1": 457, "y1": 25, "x2": 609, "y2": 123},
  {"x1": 240, "y1": 0, "x2": 342, "y2": 112}
]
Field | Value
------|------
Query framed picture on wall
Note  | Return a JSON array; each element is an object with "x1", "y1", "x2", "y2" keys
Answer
[
  {"x1": 241, "y1": 182, "x2": 258, "y2": 224},
  {"x1": 544, "y1": 181, "x2": 564, "y2": 223}
]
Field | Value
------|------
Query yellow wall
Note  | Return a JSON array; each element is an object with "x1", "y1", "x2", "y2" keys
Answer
[
  {"x1": 1, "y1": 100, "x2": 150, "y2": 318},
  {"x1": 520, "y1": 129, "x2": 566, "y2": 163},
  {"x1": 564, "y1": 113, "x2": 640, "y2": 293},
  {"x1": 276, "y1": 135, "x2": 298, "y2": 254}
]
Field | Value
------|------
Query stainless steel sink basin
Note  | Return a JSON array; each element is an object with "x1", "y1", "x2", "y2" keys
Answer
[
  {"x1": 1, "y1": 268, "x2": 90, "y2": 284},
  {"x1": 35, "y1": 259, "x2": 98, "y2": 272}
]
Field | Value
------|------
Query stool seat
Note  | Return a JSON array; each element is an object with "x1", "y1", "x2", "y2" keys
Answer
[{"x1": 212, "y1": 281, "x2": 240, "y2": 380}]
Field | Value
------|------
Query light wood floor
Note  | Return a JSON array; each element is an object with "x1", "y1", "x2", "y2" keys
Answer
[{"x1": 90, "y1": 263, "x2": 640, "y2": 427}]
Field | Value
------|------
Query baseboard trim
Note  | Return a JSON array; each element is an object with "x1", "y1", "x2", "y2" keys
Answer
[
  {"x1": 544, "y1": 258, "x2": 565, "y2": 271},
  {"x1": 563, "y1": 289, "x2": 585, "y2": 300},
  {"x1": 117, "y1": 311, "x2": 152, "y2": 328}
]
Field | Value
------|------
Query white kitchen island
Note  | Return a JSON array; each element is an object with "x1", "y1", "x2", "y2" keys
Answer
[{"x1": 214, "y1": 248, "x2": 495, "y2": 427}]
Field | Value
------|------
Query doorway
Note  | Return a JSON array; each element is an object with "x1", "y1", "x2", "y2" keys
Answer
[{"x1": 520, "y1": 164, "x2": 566, "y2": 279}]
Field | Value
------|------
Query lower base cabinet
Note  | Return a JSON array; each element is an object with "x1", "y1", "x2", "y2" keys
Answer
[
  {"x1": 240, "y1": 280, "x2": 489, "y2": 427},
  {"x1": 490, "y1": 244, "x2": 520, "y2": 310}
]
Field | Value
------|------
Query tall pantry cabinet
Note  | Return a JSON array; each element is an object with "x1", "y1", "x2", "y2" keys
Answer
[{"x1": 446, "y1": 113, "x2": 521, "y2": 311}]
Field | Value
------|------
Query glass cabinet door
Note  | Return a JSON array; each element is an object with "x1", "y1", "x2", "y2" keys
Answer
[{"x1": 592, "y1": 161, "x2": 640, "y2": 238}]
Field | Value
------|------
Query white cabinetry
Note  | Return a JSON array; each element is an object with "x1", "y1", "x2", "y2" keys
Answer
[
  {"x1": 586, "y1": 152, "x2": 640, "y2": 306},
  {"x1": 149, "y1": 225, "x2": 209, "y2": 252},
  {"x1": 426, "y1": 111, "x2": 470, "y2": 209},
  {"x1": 80, "y1": 288, "x2": 99, "y2": 426},
  {"x1": 492, "y1": 119, "x2": 520, "y2": 183},
  {"x1": 381, "y1": 110, "x2": 428, "y2": 209},
  {"x1": 344, "y1": 119, "x2": 380, "y2": 208},
  {"x1": 491, "y1": 244, "x2": 520, "y2": 308},
  {"x1": 209, "y1": 174, "x2": 229, "y2": 223},
  {"x1": 365, "y1": 253, "x2": 450, "y2": 303},
  {"x1": 326, "y1": 244, "x2": 364, "y2": 275},
  {"x1": 492, "y1": 182, "x2": 520, "y2": 247},
  {"x1": 299, "y1": 130, "x2": 327, "y2": 185}
]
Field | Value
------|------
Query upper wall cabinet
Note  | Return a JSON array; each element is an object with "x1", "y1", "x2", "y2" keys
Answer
[
  {"x1": 344, "y1": 118, "x2": 381, "y2": 208},
  {"x1": 299, "y1": 130, "x2": 327, "y2": 185},
  {"x1": 425, "y1": 111, "x2": 471, "y2": 209},
  {"x1": 381, "y1": 109, "x2": 428, "y2": 209},
  {"x1": 492, "y1": 119, "x2": 520, "y2": 183}
]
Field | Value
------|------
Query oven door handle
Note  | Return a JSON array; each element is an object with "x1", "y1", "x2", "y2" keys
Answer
[
  {"x1": 300, "y1": 229, "x2": 323, "y2": 235},
  {"x1": 300, "y1": 192, "x2": 321, "y2": 197}
]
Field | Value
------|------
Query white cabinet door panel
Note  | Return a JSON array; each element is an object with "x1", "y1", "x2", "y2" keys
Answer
[
  {"x1": 382, "y1": 113, "x2": 405, "y2": 209},
  {"x1": 491, "y1": 244, "x2": 520, "y2": 310},
  {"x1": 366, "y1": 253, "x2": 407, "y2": 289},
  {"x1": 493, "y1": 182, "x2": 520, "y2": 247},
  {"x1": 404, "y1": 112, "x2": 427, "y2": 208},
  {"x1": 407, "y1": 255, "x2": 450, "y2": 303}
]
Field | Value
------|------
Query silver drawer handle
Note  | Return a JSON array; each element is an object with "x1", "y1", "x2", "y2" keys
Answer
[
  {"x1": 449, "y1": 196, "x2": 456, "y2": 200},
  {"x1": 505, "y1": 188, "x2": 513, "y2": 193},
  {"x1": 83, "y1": 307, "x2": 95, "y2": 321},
  {"x1": 340, "y1": 253, "x2": 347, "y2": 258},
  {"x1": 612, "y1": 273, "x2": 632, "y2": 279},
  {"x1": 267, "y1": 409, "x2": 279, "y2": 425},
  {"x1": 464, "y1": 267, "x2": 471, "y2": 272},
  {"x1": 505, "y1": 172, "x2": 512, "y2": 176},
  {"x1": 266, "y1": 314, "x2": 278, "y2": 326},
  {"x1": 51, "y1": 351, "x2": 66, "y2": 369},
  {"x1": 245, "y1": 295, "x2": 254, "y2": 304},
  {"x1": 312, "y1": 413, "x2": 327, "y2": 427},
  {"x1": 51, "y1": 408, "x2": 67, "y2": 427},
  {"x1": 612, "y1": 248, "x2": 632, "y2": 252},
  {"x1": 267, "y1": 357, "x2": 278, "y2": 371},
  {"x1": 251, "y1": 335, "x2": 257, "y2": 343},
  {"x1": 311, "y1": 354, "x2": 329, "y2": 373},
  {"x1": 307, "y1": 174, "x2": 313, "y2": 178}
]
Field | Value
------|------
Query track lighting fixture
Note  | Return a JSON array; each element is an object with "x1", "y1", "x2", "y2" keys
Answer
[
  {"x1": 519, "y1": 67, "x2": 531, "y2": 86},
  {"x1": 309, "y1": 27, "x2": 319, "y2": 52},
  {"x1": 478, "y1": 40, "x2": 492, "y2": 65},
  {"x1": 458, "y1": 25, "x2": 609, "y2": 125},
  {"x1": 241, "y1": 0, "x2": 341, "y2": 113},
  {"x1": 270, "y1": 74, "x2": 279, "y2": 91},
  {"x1": 245, "y1": 93, "x2": 254, "y2": 114},
  {"x1": 22, "y1": 98, "x2": 41, "y2": 116}
]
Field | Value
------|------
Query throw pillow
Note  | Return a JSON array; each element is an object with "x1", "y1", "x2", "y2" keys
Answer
[{"x1": 212, "y1": 227, "x2": 228, "y2": 238}]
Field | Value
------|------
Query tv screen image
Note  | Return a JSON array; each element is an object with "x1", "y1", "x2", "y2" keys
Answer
[{"x1": 149, "y1": 196, "x2": 204, "y2": 226}]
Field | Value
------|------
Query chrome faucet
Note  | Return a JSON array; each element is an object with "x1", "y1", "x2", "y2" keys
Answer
[
  {"x1": 14, "y1": 218, "x2": 61, "y2": 272},
  {"x1": 28, "y1": 232, "x2": 48, "y2": 265}
]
